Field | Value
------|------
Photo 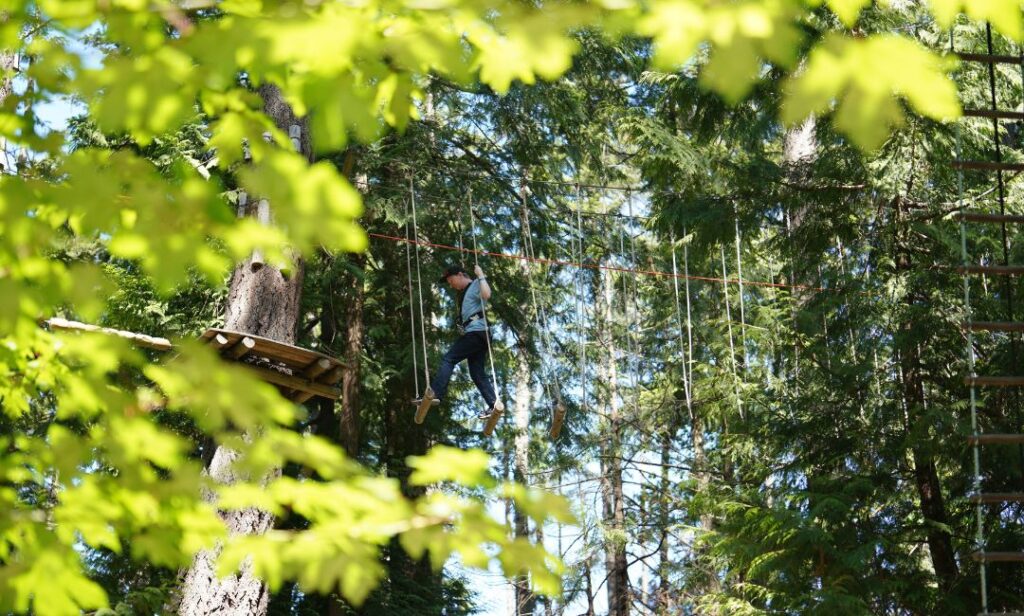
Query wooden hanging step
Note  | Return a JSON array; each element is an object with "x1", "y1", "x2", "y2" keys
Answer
[
  {"x1": 969, "y1": 434, "x2": 1024, "y2": 445},
  {"x1": 958, "y1": 52, "x2": 1023, "y2": 65},
  {"x1": 201, "y1": 328, "x2": 343, "y2": 402},
  {"x1": 966, "y1": 376, "x2": 1024, "y2": 387},
  {"x1": 961, "y1": 212, "x2": 1024, "y2": 224},
  {"x1": 957, "y1": 265, "x2": 1024, "y2": 276},
  {"x1": 953, "y1": 160, "x2": 1024, "y2": 172},
  {"x1": 972, "y1": 551, "x2": 1024, "y2": 563},
  {"x1": 970, "y1": 493, "x2": 1024, "y2": 504},
  {"x1": 964, "y1": 109, "x2": 1024, "y2": 121},
  {"x1": 964, "y1": 321, "x2": 1024, "y2": 333}
]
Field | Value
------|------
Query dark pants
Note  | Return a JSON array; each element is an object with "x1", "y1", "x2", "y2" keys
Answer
[{"x1": 430, "y1": 330, "x2": 497, "y2": 407}]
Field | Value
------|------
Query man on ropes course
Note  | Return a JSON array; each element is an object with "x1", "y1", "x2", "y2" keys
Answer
[{"x1": 414, "y1": 263, "x2": 504, "y2": 433}]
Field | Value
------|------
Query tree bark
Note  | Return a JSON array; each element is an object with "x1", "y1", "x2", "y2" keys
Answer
[
  {"x1": 175, "y1": 84, "x2": 306, "y2": 616},
  {"x1": 339, "y1": 254, "x2": 365, "y2": 457},
  {"x1": 512, "y1": 346, "x2": 536, "y2": 615},
  {"x1": 893, "y1": 197, "x2": 959, "y2": 589},
  {"x1": 601, "y1": 269, "x2": 629, "y2": 616}
]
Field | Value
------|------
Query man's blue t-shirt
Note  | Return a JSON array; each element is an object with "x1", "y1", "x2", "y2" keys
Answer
[{"x1": 461, "y1": 279, "x2": 488, "y2": 333}]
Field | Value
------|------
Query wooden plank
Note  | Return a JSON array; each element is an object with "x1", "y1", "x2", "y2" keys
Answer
[
  {"x1": 953, "y1": 160, "x2": 1024, "y2": 172},
  {"x1": 46, "y1": 317, "x2": 173, "y2": 351},
  {"x1": 302, "y1": 358, "x2": 332, "y2": 380},
  {"x1": 550, "y1": 402, "x2": 567, "y2": 440},
  {"x1": 201, "y1": 328, "x2": 340, "y2": 371},
  {"x1": 209, "y1": 333, "x2": 231, "y2": 348},
  {"x1": 958, "y1": 52, "x2": 1022, "y2": 65},
  {"x1": 964, "y1": 109, "x2": 1024, "y2": 121},
  {"x1": 972, "y1": 551, "x2": 1024, "y2": 563},
  {"x1": 957, "y1": 265, "x2": 1024, "y2": 276},
  {"x1": 970, "y1": 493, "x2": 1024, "y2": 504},
  {"x1": 415, "y1": 387, "x2": 436, "y2": 424},
  {"x1": 226, "y1": 336, "x2": 256, "y2": 360},
  {"x1": 969, "y1": 434, "x2": 1024, "y2": 445},
  {"x1": 292, "y1": 365, "x2": 344, "y2": 404},
  {"x1": 965, "y1": 322, "x2": 1024, "y2": 333},
  {"x1": 482, "y1": 400, "x2": 505, "y2": 436},
  {"x1": 966, "y1": 376, "x2": 1024, "y2": 387},
  {"x1": 243, "y1": 363, "x2": 341, "y2": 400},
  {"x1": 961, "y1": 212, "x2": 1024, "y2": 224}
]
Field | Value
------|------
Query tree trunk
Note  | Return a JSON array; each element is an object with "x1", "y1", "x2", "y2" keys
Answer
[
  {"x1": 512, "y1": 347, "x2": 536, "y2": 615},
  {"x1": 175, "y1": 84, "x2": 306, "y2": 616},
  {"x1": 893, "y1": 198, "x2": 959, "y2": 588},
  {"x1": 601, "y1": 269, "x2": 629, "y2": 616},
  {"x1": 657, "y1": 429, "x2": 672, "y2": 614},
  {"x1": 339, "y1": 254, "x2": 365, "y2": 457}
]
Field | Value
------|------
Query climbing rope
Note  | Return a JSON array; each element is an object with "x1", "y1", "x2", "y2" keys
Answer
[
  {"x1": 670, "y1": 232, "x2": 692, "y2": 414},
  {"x1": 720, "y1": 244, "x2": 743, "y2": 419},
  {"x1": 574, "y1": 184, "x2": 588, "y2": 428},
  {"x1": 734, "y1": 211, "x2": 749, "y2": 370},
  {"x1": 405, "y1": 198, "x2": 421, "y2": 394},
  {"x1": 409, "y1": 175, "x2": 431, "y2": 389},
  {"x1": 467, "y1": 190, "x2": 501, "y2": 412}
]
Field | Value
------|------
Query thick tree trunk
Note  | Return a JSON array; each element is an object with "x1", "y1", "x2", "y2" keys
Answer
[
  {"x1": 601, "y1": 270, "x2": 629, "y2": 616},
  {"x1": 339, "y1": 254, "x2": 365, "y2": 456},
  {"x1": 512, "y1": 347, "x2": 535, "y2": 615},
  {"x1": 893, "y1": 199, "x2": 959, "y2": 588},
  {"x1": 657, "y1": 429, "x2": 672, "y2": 613},
  {"x1": 175, "y1": 84, "x2": 306, "y2": 616}
]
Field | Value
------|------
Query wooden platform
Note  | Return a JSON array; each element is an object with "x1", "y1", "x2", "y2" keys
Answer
[{"x1": 201, "y1": 328, "x2": 343, "y2": 402}]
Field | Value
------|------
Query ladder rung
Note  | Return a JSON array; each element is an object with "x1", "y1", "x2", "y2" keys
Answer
[
  {"x1": 958, "y1": 52, "x2": 1023, "y2": 65},
  {"x1": 969, "y1": 434, "x2": 1024, "y2": 445},
  {"x1": 972, "y1": 551, "x2": 1024, "y2": 562},
  {"x1": 961, "y1": 212, "x2": 1024, "y2": 224},
  {"x1": 964, "y1": 109, "x2": 1024, "y2": 121},
  {"x1": 957, "y1": 265, "x2": 1024, "y2": 276},
  {"x1": 966, "y1": 376, "x2": 1024, "y2": 387},
  {"x1": 970, "y1": 493, "x2": 1024, "y2": 504},
  {"x1": 953, "y1": 160, "x2": 1024, "y2": 172},
  {"x1": 965, "y1": 321, "x2": 1024, "y2": 333}
]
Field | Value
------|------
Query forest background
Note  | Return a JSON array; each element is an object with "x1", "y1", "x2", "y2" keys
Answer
[{"x1": 3, "y1": 0, "x2": 1024, "y2": 615}]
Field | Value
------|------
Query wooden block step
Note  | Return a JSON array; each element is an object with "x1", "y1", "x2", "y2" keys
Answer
[
  {"x1": 972, "y1": 551, "x2": 1024, "y2": 562},
  {"x1": 961, "y1": 212, "x2": 1024, "y2": 224},
  {"x1": 953, "y1": 160, "x2": 1024, "y2": 172},
  {"x1": 969, "y1": 434, "x2": 1024, "y2": 445},
  {"x1": 966, "y1": 376, "x2": 1024, "y2": 387},
  {"x1": 970, "y1": 493, "x2": 1024, "y2": 504},
  {"x1": 958, "y1": 52, "x2": 1023, "y2": 65},
  {"x1": 957, "y1": 265, "x2": 1024, "y2": 276},
  {"x1": 965, "y1": 322, "x2": 1024, "y2": 333},
  {"x1": 964, "y1": 109, "x2": 1024, "y2": 121}
]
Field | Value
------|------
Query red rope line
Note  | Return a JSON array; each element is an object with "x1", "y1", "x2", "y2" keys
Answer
[{"x1": 368, "y1": 232, "x2": 832, "y2": 293}]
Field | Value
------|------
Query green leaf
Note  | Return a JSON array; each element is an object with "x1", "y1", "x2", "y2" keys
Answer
[
  {"x1": 782, "y1": 34, "x2": 959, "y2": 150},
  {"x1": 825, "y1": 0, "x2": 872, "y2": 26},
  {"x1": 407, "y1": 446, "x2": 494, "y2": 487}
]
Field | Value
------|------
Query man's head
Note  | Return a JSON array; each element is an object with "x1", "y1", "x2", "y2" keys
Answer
[{"x1": 439, "y1": 265, "x2": 473, "y2": 290}]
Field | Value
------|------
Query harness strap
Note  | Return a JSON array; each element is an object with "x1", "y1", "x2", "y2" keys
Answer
[{"x1": 463, "y1": 311, "x2": 486, "y2": 328}]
